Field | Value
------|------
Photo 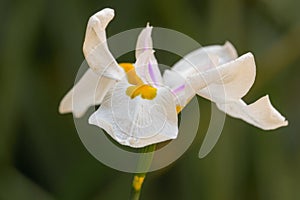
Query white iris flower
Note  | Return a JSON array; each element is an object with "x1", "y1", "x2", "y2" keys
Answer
[{"x1": 59, "y1": 8, "x2": 288, "y2": 148}]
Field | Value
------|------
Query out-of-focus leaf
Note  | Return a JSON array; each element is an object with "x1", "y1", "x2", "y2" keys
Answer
[{"x1": 0, "y1": 166, "x2": 54, "y2": 200}]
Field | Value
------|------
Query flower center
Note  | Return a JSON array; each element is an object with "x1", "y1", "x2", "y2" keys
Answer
[{"x1": 119, "y1": 63, "x2": 157, "y2": 100}]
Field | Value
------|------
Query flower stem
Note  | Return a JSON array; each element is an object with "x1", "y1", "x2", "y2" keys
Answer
[
  {"x1": 129, "y1": 144, "x2": 156, "y2": 200},
  {"x1": 130, "y1": 173, "x2": 145, "y2": 200}
]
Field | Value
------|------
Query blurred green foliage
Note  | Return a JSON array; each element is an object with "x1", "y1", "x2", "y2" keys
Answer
[{"x1": 0, "y1": 0, "x2": 299, "y2": 199}]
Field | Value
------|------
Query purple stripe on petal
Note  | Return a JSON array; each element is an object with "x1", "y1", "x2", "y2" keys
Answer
[
  {"x1": 172, "y1": 84, "x2": 186, "y2": 94},
  {"x1": 148, "y1": 62, "x2": 157, "y2": 85}
]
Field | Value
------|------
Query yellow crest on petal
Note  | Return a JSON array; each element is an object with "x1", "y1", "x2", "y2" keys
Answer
[
  {"x1": 119, "y1": 63, "x2": 144, "y2": 85},
  {"x1": 126, "y1": 85, "x2": 157, "y2": 100},
  {"x1": 119, "y1": 63, "x2": 157, "y2": 100}
]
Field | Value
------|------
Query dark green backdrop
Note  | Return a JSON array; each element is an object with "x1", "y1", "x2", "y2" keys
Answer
[{"x1": 0, "y1": 0, "x2": 299, "y2": 199}]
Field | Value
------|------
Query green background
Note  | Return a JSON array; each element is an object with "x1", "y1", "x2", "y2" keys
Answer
[{"x1": 0, "y1": 0, "x2": 299, "y2": 199}]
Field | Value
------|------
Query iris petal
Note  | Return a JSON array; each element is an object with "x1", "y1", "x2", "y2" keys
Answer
[
  {"x1": 135, "y1": 50, "x2": 163, "y2": 86},
  {"x1": 217, "y1": 95, "x2": 288, "y2": 130},
  {"x1": 83, "y1": 8, "x2": 123, "y2": 80},
  {"x1": 59, "y1": 69, "x2": 115, "y2": 118},
  {"x1": 135, "y1": 23, "x2": 153, "y2": 59},
  {"x1": 89, "y1": 80, "x2": 178, "y2": 148}
]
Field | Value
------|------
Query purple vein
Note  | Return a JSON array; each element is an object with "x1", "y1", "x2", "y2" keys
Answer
[
  {"x1": 172, "y1": 84, "x2": 185, "y2": 94},
  {"x1": 148, "y1": 62, "x2": 157, "y2": 85}
]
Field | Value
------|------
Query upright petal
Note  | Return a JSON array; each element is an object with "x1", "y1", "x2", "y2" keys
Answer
[
  {"x1": 89, "y1": 80, "x2": 178, "y2": 148},
  {"x1": 217, "y1": 95, "x2": 288, "y2": 130},
  {"x1": 83, "y1": 8, "x2": 123, "y2": 80},
  {"x1": 135, "y1": 23, "x2": 153, "y2": 59},
  {"x1": 135, "y1": 50, "x2": 163, "y2": 86},
  {"x1": 59, "y1": 69, "x2": 115, "y2": 118}
]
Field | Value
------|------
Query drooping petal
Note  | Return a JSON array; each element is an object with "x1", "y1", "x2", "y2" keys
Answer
[
  {"x1": 89, "y1": 79, "x2": 178, "y2": 148},
  {"x1": 59, "y1": 69, "x2": 115, "y2": 118},
  {"x1": 201, "y1": 41, "x2": 238, "y2": 65},
  {"x1": 172, "y1": 41, "x2": 238, "y2": 75},
  {"x1": 163, "y1": 42, "x2": 238, "y2": 108},
  {"x1": 135, "y1": 23, "x2": 153, "y2": 59},
  {"x1": 184, "y1": 50, "x2": 287, "y2": 131},
  {"x1": 164, "y1": 52, "x2": 255, "y2": 109},
  {"x1": 216, "y1": 95, "x2": 288, "y2": 130},
  {"x1": 83, "y1": 8, "x2": 123, "y2": 80},
  {"x1": 194, "y1": 53, "x2": 256, "y2": 102},
  {"x1": 135, "y1": 50, "x2": 163, "y2": 86}
]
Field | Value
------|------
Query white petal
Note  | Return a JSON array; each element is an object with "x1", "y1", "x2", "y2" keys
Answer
[
  {"x1": 172, "y1": 41, "x2": 238, "y2": 76},
  {"x1": 217, "y1": 95, "x2": 288, "y2": 130},
  {"x1": 163, "y1": 69, "x2": 185, "y2": 89},
  {"x1": 89, "y1": 80, "x2": 178, "y2": 148},
  {"x1": 135, "y1": 23, "x2": 153, "y2": 59},
  {"x1": 59, "y1": 69, "x2": 115, "y2": 118},
  {"x1": 83, "y1": 8, "x2": 123, "y2": 80},
  {"x1": 195, "y1": 53, "x2": 256, "y2": 102},
  {"x1": 135, "y1": 50, "x2": 163, "y2": 86},
  {"x1": 201, "y1": 41, "x2": 238, "y2": 65},
  {"x1": 163, "y1": 69, "x2": 195, "y2": 107},
  {"x1": 168, "y1": 42, "x2": 240, "y2": 106}
]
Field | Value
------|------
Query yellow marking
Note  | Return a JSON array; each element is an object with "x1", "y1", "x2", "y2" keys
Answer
[
  {"x1": 119, "y1": 63, "x2": 157, "y2": 100},
  {"x1": 132, "y1": 175, "x2": 145, "y2": 191},
  {"x1": 119, "y1": 63, "x2": 143, "y2": 85},
  {"x1": 176, "y1": 105, "x2": 182, "y2": 114},
  {"x1": 126, "y1": 85, "x2": 157, "y2": 100},
  {"x1": 119, "y1": 63, "x2": 134, "y2": 72}
]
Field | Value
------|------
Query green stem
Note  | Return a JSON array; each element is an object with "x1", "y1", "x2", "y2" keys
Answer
[{"x1": 129, "y1": 144, "x2": 156, "y2": 200}]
